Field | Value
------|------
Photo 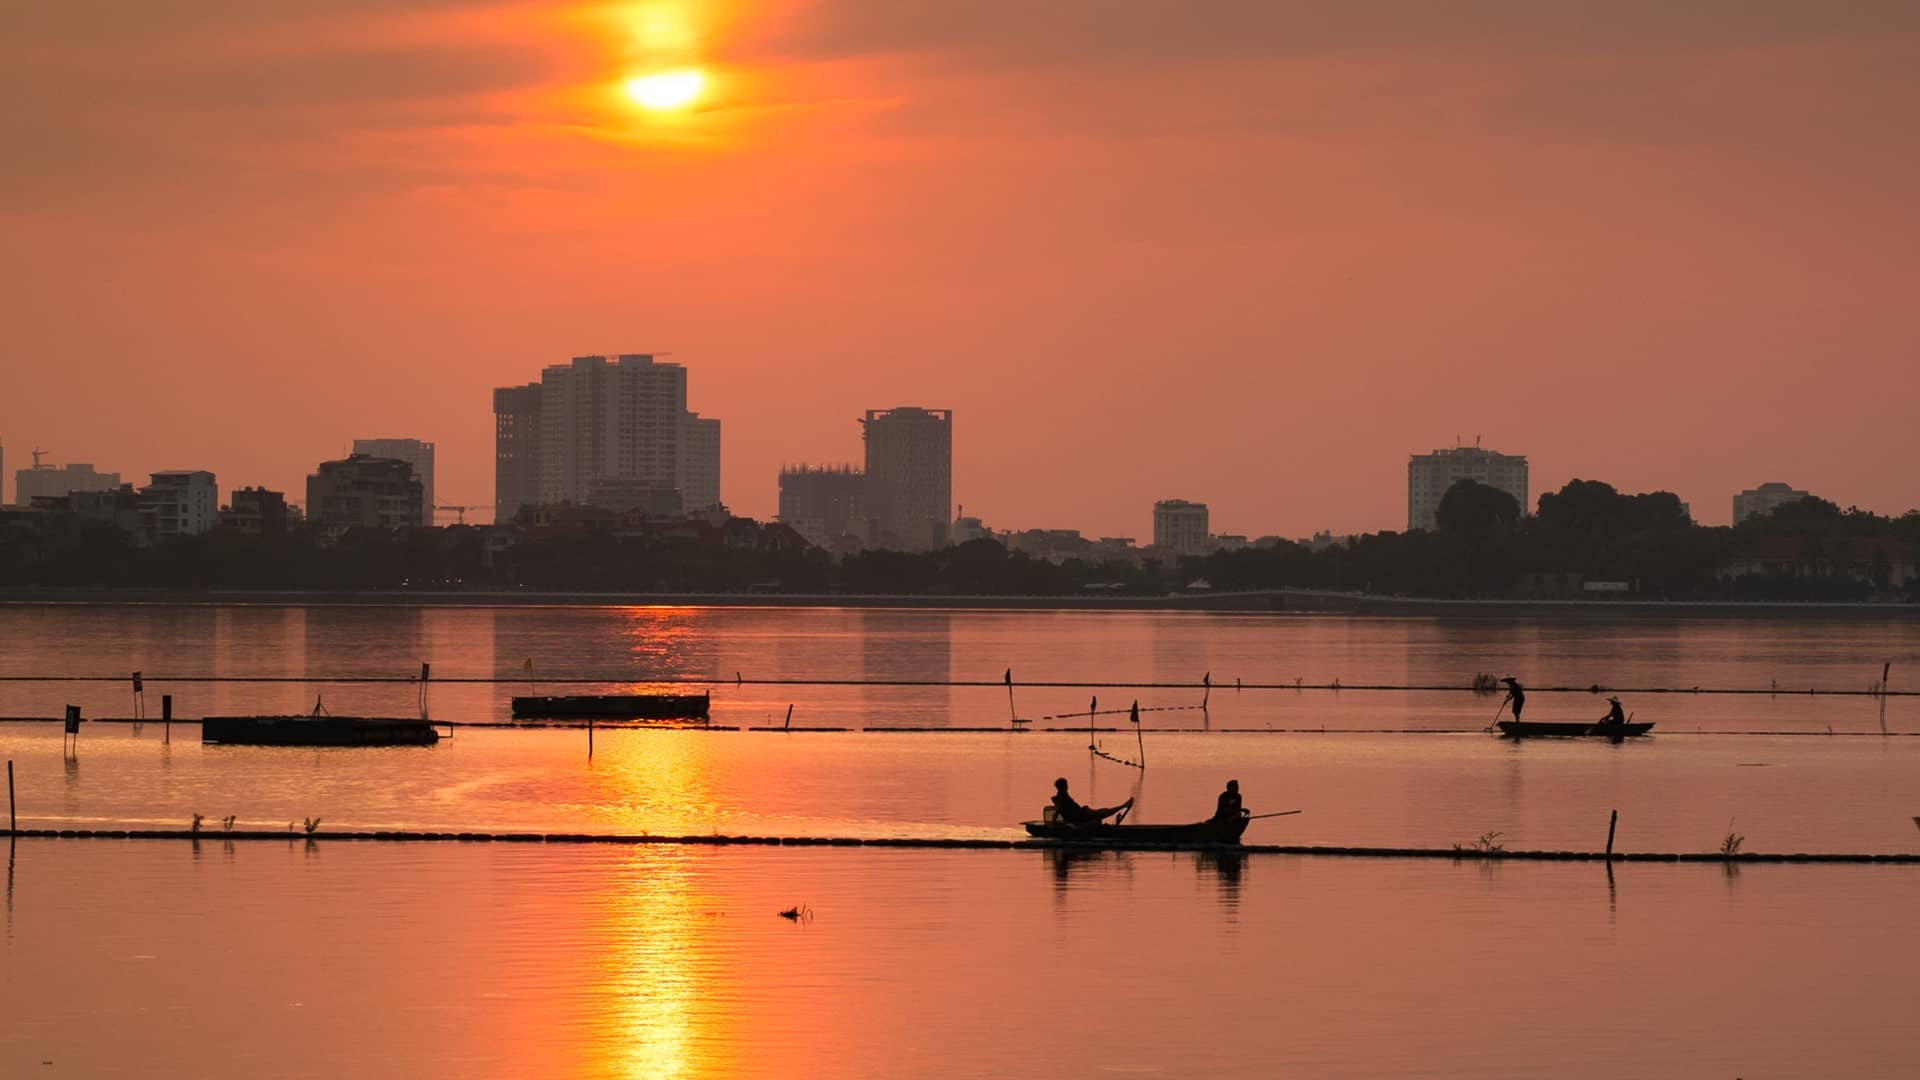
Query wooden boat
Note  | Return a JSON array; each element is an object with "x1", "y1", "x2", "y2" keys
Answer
[
  {"x1": 201, "y1": 716, "x2": 441, "y2": 747},
  {"x1": 1497, "y1": 720, "x2": 1654, "y2": 739},
  {"x1": 511, "y1": 692, "x2": 710, "y2": 721},
  {"x1": 1023, "y1": 814, "x2": 1251, "y2": 845}
]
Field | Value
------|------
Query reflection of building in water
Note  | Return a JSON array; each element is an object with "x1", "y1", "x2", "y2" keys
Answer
[
  {"x1": 490, "y1": 606, "x2": 719, "y2": 689},
  {"x1": 858, "y1": 609, "x2": 953, "y2": 729},
  {"x1": 215, "y1": 606, "x2": 306, "y2": 716},
  {"x1": 303, "y1": 605, "x2": 426, "y2": 714}
]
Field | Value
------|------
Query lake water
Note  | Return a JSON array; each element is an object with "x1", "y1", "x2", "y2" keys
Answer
[{"x1": 3, "y1": 604, "x2": 1918, "y2": 1076}]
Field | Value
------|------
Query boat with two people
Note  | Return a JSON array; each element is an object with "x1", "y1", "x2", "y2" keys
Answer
[
  {"x1": 1023, "y1": 778, "x2": 1296, "y2": 844},
  {"x1": 1497, "y1": 695, "x2": 1653, "y2": 739}
]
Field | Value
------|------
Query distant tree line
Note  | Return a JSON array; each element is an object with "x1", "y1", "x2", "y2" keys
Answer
[{"x1": 1, "y1": 481, "x2": 1915, "y2": 601}]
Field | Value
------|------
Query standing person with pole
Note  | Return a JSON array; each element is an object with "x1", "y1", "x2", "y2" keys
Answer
[{"x1": 1498, "y1": 677, "x2": 1527, "y2": 724}]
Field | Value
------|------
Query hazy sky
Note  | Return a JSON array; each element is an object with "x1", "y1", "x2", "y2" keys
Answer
[{"x1": 3, "y1": 1, "x2": 1916, "y2": 533}]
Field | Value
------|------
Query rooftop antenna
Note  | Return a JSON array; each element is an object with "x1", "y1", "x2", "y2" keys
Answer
[{"x1": 31, "y1": 447, "x2": 46, "y2": 468}]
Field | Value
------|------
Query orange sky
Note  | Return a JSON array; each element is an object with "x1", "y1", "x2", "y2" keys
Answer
[{"x1": 2, "y1": 1, "x2": 1916, "y2": 533}]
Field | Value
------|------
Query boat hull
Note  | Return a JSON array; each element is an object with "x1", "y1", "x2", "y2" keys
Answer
[
  {"x1": 1497, "y1": 720, "x2": 1653, "y2": 739},
  {"x1": 512, "y1": 693, "x2": 710, "y2": 720},
  {"x1": 1022, "y1": 815, "x2": 1252, "y2": 845}
]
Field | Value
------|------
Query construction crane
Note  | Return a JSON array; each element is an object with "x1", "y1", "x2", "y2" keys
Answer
[{"x1": 434, "y1": 504, "x2": 493, "y2": 526}]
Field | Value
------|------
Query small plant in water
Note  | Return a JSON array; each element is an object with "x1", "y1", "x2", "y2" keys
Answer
[
  {"x1": 191, "y1": 813, "x2": 205, "y2": 834},
  {"x1": 1452, "y1": 831, "x2": 1505, "y2": 855},
  {"x1": 777, "y1": 904, "x2": 814, "y2": 922},
  {"x1": 222, "y1": 815, "x2": 236, "y2": 832},
  {"x1": 303, "y1": 817, "x2": 322, "y2": 835},
  {"x1": 1720, "y1": 820, "x2": 1744, "y2": 858},
  {"x1": 1470, "y1": 673, "x2": 1499, "y2": 693}
]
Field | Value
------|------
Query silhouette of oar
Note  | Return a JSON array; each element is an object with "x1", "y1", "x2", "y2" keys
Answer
[{"x1": 1246, "y1": 810, "x2": 1302, "y2": 820}]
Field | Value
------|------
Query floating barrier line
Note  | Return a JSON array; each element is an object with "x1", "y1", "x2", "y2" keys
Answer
[
  {"x1": 0, "y1": 716, "x2": 1915, "y2": 736},
  {"x1": 0, "y1": 675, "x2": 1910, "y2": 697},
  {"x1": 3, "y1": 828, "x2": 1917, "y2": 863}
]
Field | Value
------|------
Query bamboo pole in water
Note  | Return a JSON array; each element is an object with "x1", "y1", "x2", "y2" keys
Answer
[{"x1": 1607, "y1": 809, "x2": 1618, "y2": 857}]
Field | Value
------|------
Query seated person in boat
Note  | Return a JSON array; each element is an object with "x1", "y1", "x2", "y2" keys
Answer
[
  {"x1": 1213, "y1": 779, "x2": 1246, "y2": 822},
  {"x1": 1051, "y1": 778, "x2": 1131, "y2": 826},
  {"x1": 1599, "y1": 696, "x2": 1627, "y2": 726}
]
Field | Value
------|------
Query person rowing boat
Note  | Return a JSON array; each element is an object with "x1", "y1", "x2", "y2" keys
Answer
[
  {"x1": 1051, "y1": 778, "x2": 1133, "y2": 826},
  {"x1": 1499, "y1": 676, "x2": 1527, "y2": 723}
]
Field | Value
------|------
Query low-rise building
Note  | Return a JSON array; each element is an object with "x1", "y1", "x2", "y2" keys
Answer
[
  {"x1": 141, "y1": 471, "x2": 218, "y2": 539},
  {"x1": 352, "y1": 439, "x2": 434, "y2": 523},
  {"x1": 1733, "y1": 482, "x2": 1812, "y2": 523},
  {"x1": 306, "y1": 455, "x2": 424, "y2": 532},
  {"x1": 778, "y1": 464, "x2": 865, "y2": 549},
  {"x1": 66, "y1": 484, "x2": 145, "y2": 535},
  {"x1": 16, "y1": 461, "x2": 120, "y2": 506},
  {"x1": 223, "y1": 487, "x2": 290, "y2": 535},
  {"x1": 1153, "y1": 499, "x2": 1210, "y2": 557}
]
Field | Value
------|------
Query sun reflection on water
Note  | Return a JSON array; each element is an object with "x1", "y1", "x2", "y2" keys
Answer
[
  {"x1": 592, "y1": 846, "x2": 730, "y2": 1079},
  {"x1": 618, "y1": 605, "x2": 704, "y2": 674}
]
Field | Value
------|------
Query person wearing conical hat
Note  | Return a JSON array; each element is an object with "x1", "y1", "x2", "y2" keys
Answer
[
  {"x1": 1499, "y1": 676, "x2": 1526, "y2": 722},
  {"x1": 1599, "y1": 695, "x2": 1627, "y2": 727}
]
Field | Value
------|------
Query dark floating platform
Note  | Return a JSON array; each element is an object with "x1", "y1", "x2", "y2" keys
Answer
[
  {"x1": 512, "y1": 692, "x2": 710, "y2": 721},
  {"x1": 201, "y1": 716, "x2": 441, "y2": 746}
]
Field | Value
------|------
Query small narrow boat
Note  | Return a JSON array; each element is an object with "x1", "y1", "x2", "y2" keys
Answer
[
  {"x1": 1497, "y1": 720, "x2": 1654, "y2": 739},
  {"x1": 1022, "y1": 814, "x2": 1252, "y2": 845},
  {"x1": 512, "y1": 692, "x2": 710, "y2": 720}
]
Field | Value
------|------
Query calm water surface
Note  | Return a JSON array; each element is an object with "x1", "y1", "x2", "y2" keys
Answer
[
  {"x1": 3, "y1": 842, "x2": 1915, "y2": 1078},
  {"x1": 3, "y1": 605, "x2": 1917, "y2": 1076},
  {"x1": 2, "y1": 604, "x2": 1917, "y2": 732}
]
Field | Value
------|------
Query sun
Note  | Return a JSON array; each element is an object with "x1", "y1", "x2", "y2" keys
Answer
[{"x1": 624, "y1": 69, "x2": 706, "y2": 111}]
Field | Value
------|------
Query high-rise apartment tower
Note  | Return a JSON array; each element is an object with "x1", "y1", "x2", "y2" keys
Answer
[
  {"x1": 860, "y1": 407, "x2": 952, "y2": 552},
  {"x1": 492, "y1": 355, "x2": 721, "y2": 522},
  {"x1": 1407, "y1": 443, "x2": 1529, "y2": 532}
]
